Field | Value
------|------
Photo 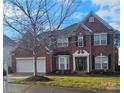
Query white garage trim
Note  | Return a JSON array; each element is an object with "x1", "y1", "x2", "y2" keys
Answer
[
  {"x1": 16, "y1": 57, "x2": 46, "y2": 73},
  {"x1": 16, "y1": 57, "x2": 45, "y2": 60}
]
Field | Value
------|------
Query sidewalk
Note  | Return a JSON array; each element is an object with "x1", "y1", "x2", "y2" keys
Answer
[
  {"x1": 3, "y1": 83, "x2": 31, "y2": 93},
  {"x1": 6, "y1": 83, "x2": 120, "y2": 93}
]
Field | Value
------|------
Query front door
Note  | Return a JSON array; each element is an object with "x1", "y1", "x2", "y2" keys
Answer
[{"x1": 75, "y1": 57, "x2": 87, "y2": 71}]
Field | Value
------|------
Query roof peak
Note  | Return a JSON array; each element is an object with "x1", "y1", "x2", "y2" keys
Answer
[{"x1": 81, "y1": 11, "x2": 114, "y2": 30}]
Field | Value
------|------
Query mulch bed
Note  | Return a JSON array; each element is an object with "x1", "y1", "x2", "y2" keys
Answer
[{"x1": 25, "y1": 75, "x2": 52, "y2": 81}]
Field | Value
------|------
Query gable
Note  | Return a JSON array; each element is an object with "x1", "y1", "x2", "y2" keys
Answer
[{"x1": 82, "y1": 12, "x2": 114, "y2": 33}]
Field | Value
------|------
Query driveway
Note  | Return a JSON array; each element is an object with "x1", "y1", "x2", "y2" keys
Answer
[{"x1": 8, "y1": 73, "x2": 32, "y2": 82}]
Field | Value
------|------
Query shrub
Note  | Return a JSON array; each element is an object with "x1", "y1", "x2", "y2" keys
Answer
[
  {"x1": 8, "y1": 66, "x2": 13, "y2": 73},
  {"x1": 89, "y1": 70, "x2": 120, "y2": 76}
]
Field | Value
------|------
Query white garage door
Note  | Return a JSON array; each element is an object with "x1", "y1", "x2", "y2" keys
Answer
[{"x1": 16, "y1": 57, "x2": 46, "y2": 73}]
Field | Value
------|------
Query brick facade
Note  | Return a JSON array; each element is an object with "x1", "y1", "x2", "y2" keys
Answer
[{"x1": 12, "y1": 12, "x2": 116, "y2": 73}]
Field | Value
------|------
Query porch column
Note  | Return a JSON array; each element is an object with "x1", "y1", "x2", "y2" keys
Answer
[
  {"x1": 73, "y1": 56, "x2": 76, "y2": 71},
  {"x1": 87, "y1": 55, "x2": 89, "y2": 72}
]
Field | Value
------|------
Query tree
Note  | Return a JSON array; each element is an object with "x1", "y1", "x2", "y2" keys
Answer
[{"x1": 4, "y1": 0, "x2": 81, "y2": 76}]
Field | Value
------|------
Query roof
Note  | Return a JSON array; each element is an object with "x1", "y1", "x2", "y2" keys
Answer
[
  {"x1": 38, "y1": 23, "x2": 92, "y2": 40},
  {"x1": 39, "y1": 11, "x2": 116, "y2": 40},
  {"x1": 3, "y1": 34, "x2": 16, "y2": 46}
]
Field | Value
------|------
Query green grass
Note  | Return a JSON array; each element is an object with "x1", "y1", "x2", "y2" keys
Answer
[{"x1": 14, "y1": 74, "x2": 120, "y2": 90}]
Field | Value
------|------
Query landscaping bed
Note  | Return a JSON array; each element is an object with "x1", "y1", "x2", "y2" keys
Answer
[{"x1": 25, "y1": 75, "x2": 52, "y2": 81}]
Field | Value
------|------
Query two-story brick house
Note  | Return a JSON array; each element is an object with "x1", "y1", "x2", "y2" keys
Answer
[{"x1": 12, "y1": 12, "x2": 115, "y2": 73}]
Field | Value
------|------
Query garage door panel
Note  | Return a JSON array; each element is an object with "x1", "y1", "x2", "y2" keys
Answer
[
  {"x1": 16, "y1": 57, "x2": 46, "y2": 73},
  {"x1": 37, "y1": 59, "x2": 45, "y2": 73},
  {"x1": 16, "y1": 59, "x2": 34, "y2": 73}
]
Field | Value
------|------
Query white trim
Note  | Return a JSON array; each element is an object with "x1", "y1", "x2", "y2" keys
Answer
[
  {"x1": 95, "y1": 55, "x2": 108, "y2": 70},
  {"x1": 57, "y1": 55, "x2": 69, "y2": 70},
  {"x1": 80, "y1": 24, "x2": 92, "y2": 32},
  {"x1": 78, "y1": 36, "x2": 84, "y2": 47},
  {"x1": 73, "y1": 50, "x2": 89, "y2": 72},
  {"x1": 94, "y1": 33, "x2": 107, "y2": 45},
  {"x1": 94, "y1": 33, "x2": 107, "y2": 35},
  {"x1": 57, "y1": 37, "x2": 69, "y2": 47},
  {"x1": 16, "y1": 57, "x2": 45, "y2": 60}
]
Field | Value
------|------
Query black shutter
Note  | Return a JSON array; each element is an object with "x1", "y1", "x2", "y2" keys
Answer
[
  {"x1": 91, "y1": 35, "x2": 94, "y2": 45},
  {"x1": 83, "y1": 36, "x2": 86, "y2": 46},
  {"x1": 108, "y1": 55, "x2": 111, "y2": 69},
  {"x1": 92, "y1": 55, "x2": 95, "y2": 70},
  {"x1": 75, "y1": 36, "x2": 78, "y2": 47},
  {"x1": 68, "y1": 37, "x2": 71, "y2": 47},
  {"x1": 107, "y1": 34, "x2": 110, "y2": 45},
  {"x1": 56, "y1": 56, "x2": 58, "y2": 70}
]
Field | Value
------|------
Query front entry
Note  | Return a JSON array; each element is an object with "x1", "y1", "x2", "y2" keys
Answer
[{"x1": 75, "y1": 57, "x2": 87, "y2": 71}]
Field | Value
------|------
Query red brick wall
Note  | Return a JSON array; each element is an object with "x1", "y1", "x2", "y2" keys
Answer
[{"x1": 12, "y1": 13, "x2": 115, "y2": 73}]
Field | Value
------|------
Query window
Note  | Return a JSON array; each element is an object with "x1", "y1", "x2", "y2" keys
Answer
[
  {"x1": 94, "y1": 33, "x2": 107, "y2": 45},
  {"x1": 95, "y1": 56, "x2": 108, "y2": 69},
  {"x1": 89, "y1": 17, "x2": 94, "y2": 22},
  {"x1": 58, "y1": 55, "x2": 69, "y2": 70},
  {"x1": 78, "y1": 36, "x2": 83, "y2": 47},
  {"x1": 57, "y1": 38, "x2": 69, "y2": 47}
]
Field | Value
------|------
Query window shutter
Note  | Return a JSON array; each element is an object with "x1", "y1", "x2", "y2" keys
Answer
[
  {"x1": 75, "y1": 36, "x2": 78, "y2": 47},
  {"x1": 92, "y1": 55, "x2": 95, "y2": 70},
  {"x1": 84, "y1": 36, "x2": 86, "y2": 46},
  {"x1": 68, "y1": 37, "x2": 71, "y2": 47},
  {"x1": 91, "y1": 35, "x2": 94, "y2": 45},
  {"x1": 108, "y1": 55, "x2": 111, "y2": 69},
  {"x1": 56, "y1": 56, "x2": 59, "y2": 69},
  {"x1": 107, "y1": 34, "x2": 110, "y2": 45}
]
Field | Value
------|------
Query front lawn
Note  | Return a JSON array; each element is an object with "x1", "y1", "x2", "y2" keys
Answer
[{"x1": 14, "y1": 74, "x2": 120, "y2": 90}]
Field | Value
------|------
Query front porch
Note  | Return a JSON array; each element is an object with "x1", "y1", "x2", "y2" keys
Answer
[
  {"x1": 73, "y1": 50, "x2": 90, "y2": 72},
  {"x1": 53, "y1": 50, "x2": 90, "y2": 73}
]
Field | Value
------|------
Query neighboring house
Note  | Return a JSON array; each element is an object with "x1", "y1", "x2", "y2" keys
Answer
[
  {"x1": 3, "y1": 35, "x2": 16, "y2": 67},
  {"x1": 12, "y1": 12, "x2": 117, "y2": 73}
]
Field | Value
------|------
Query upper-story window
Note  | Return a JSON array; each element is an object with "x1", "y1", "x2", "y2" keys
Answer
[
  {"x1": 94, "y1": 33, "x2": 107, "y2": 45},
  {"x1": 57, "y1": 37, "x2": 69, "y2": 47},
  {"x1": 78, "y1": 36, "x2": 83, "y2": 47}
]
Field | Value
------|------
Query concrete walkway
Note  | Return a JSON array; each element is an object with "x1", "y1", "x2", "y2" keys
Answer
[
  {"x1": 6, "y1": 83, "x2": 119, "y2": 93},
  {"x1": 8, "y1": 74, "x2": 32, "y2": 82}
]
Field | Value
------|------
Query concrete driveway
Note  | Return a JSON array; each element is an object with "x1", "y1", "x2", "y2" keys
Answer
[{"x1": 8, "y1": 73, "x2": 32, "y2": 82}]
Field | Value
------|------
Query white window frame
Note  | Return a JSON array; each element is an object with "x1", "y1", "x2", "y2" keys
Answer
[
  {"x1": 94, "y1": 33, "x2": 107, "y2": 45},
  {"x1": 95, "y1": 55, "x2": 108, "y2": 70},
  {"x1": 57, "y1": 38, "x2": 69, "y2": 47},
  {"x1": 58, "y1": 55, "x2": 69, "y2": 70},
  {"x1": 78, "y1": 36, "x2": 84, "y2": 47}
]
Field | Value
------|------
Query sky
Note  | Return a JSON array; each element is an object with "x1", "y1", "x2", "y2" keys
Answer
[{"x1": 4, "y1": 0, "x2": 120, "y2": 39}]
